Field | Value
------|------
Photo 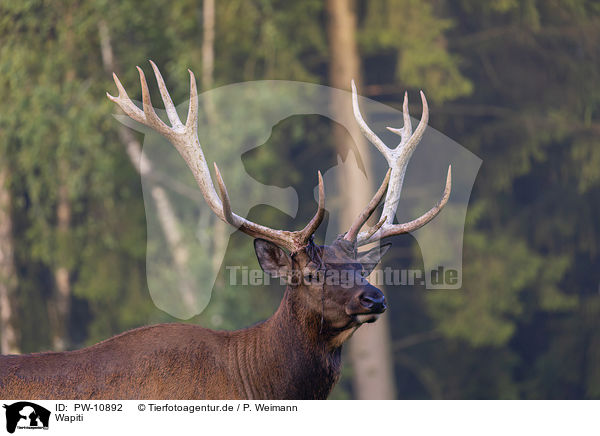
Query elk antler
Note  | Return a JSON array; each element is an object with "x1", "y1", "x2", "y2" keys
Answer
[
  {"x1": 347, "y1": 81, "x2": 452, "y2": 246},
  {"x1": 343, "y1": 169, "x2": 391, "y2": 242},
  {"x1": 107, "y1": 61, "x2": 325, "y2": 252}
]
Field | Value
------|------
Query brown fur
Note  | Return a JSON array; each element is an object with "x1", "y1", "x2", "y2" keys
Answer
[{"x1": 0, "y1": 240, "x2": 386, "y2": 399}]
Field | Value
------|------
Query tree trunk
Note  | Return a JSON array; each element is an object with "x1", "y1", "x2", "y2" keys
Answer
[
  {"x1": 50, "y1": 178, "x2": 72, "y2": 351},
  {"x1": 326, "y1": 0, "x2": 396, "y2": 399},
  {"x1": 0, "y1": 168, "x2": 19, "y2": 354},
  {"x1": 47, "y1": 6, "x2": 77, "y2": 351},
  {"x1": 201, "y1": 0, "x2": 226, "y2": 282},
  {"x1": 202, "y1": 0, "x2": 217, "y2": 124},
  {"x1": 202, "y1": 0, "x2": 228, "y2": 280}
]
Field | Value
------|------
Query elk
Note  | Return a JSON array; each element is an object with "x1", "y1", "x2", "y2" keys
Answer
[{"x1": 0, "y1": 62, "x2": 451, "y2": 400}]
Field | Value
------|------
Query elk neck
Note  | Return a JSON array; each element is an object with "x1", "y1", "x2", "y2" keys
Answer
[{"x1": 230, "y1": 286, "x2": 353, "y2": 399}]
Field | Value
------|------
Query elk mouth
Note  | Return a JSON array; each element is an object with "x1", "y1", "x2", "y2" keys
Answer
[
  {"x1": 347, "y1": 289, "x2": 387, "y2": 324},
  {"x1": 348, "y1": 305, "x2": 386, "y2": 324},
  {"x1": 353, "y1": 313, "x2": 381, "y2": 324}
]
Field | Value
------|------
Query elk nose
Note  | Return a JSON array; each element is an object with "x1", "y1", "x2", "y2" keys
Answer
[{"x1": 358, "y1": 289, "x2": 387, "y2": 313}]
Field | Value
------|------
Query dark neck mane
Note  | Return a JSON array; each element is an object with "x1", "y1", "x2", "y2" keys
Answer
[{"x1": 234, "y1": 287, "x2": 349, "y2": 399}]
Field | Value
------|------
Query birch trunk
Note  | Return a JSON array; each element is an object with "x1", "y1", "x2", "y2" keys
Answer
[{"x1": 0, "y1": 168, "x2": 19, "y2": 354}]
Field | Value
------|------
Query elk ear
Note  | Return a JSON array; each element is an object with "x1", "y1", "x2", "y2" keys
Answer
[
  {"x1": 357, "y1": 243, "x2": 391, "y2": 276},
  {"x1": 254, "y1": 239, "x2": 293, "y2": 278}
]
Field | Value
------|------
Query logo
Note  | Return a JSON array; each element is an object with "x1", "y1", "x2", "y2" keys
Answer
[
  {"x1": 119, "y1": 80, "x2": 481, "y2": 319},
  {"x1": 3, "y1": 402, "x2": 50, "y2": 434}
]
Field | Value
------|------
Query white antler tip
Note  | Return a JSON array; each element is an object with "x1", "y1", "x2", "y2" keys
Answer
[
  {"x1": 136, "y1": 66, "x2": 147, "y2": 85},
  {"x1": 316, "y1": 170, "x2": 325, "y2": 205},
  {"x1": 188, "y1": 69, "x2": 198, "y2": 92},
  {"x1": 111, "y1": 73, "x2": 128, "y2": 97},
  {"x1": 442, "y1": 165, "x2": 452, "y2": 201}
]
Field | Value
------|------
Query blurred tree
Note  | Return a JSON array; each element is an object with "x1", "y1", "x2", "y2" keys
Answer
[
  {"x1": 327, "y1": 0, "x2": 397, "y2": 400},
  {"x1": 0, "y1": 168, "x2": 19, "y2": 354}
]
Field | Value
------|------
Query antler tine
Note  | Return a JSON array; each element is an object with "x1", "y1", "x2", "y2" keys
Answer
[
  {"x1": 137, "y1": 66, "x2": 171, "y2": 135},
  {"x1": 351, "y1": 80, "x2": 393, "y2": 164},
  {"x1": 107, "y1": 73, "x2": 145, "y2": 122},
  {"x1": 186, "y1": 69, "x2": 199, "y2": 133},
  {"x1": 343, "y1": 169, "x2": 391, "y2": 243},
  {"x1": 298, "y1": 171, "x2": 326, "y2": 242},
  {"x1": 349, "y1": 81, "x2": 450, "y2": 246},
  {"x1": 392, "y1": 90, "x2": 429, "y2": 156},
  {"x1": 386, "y1": 91, "x2": 411, "y2": 140},
  {"x1": 362, "y1": 215, "x2": 387, "y2": 241},
  {"x1": 213, "y1": 163, "x2": 238, "y2": 227},
  {"x1": 149, "y1": 60, "x2": 184, "y2": 129},
  {"x1": 108, "y1": 62, "x2": 327, "y2": 253},
  {"x1": 402, "y1": 92, "x2": 411, "y2": 136},
  {"x1": 360, "y1": 165, "x2": 451, "y2": 245}
]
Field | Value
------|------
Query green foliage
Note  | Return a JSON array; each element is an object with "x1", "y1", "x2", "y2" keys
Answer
[
  {"x1": 359, "y1": 0, "x2": 472, "y2": 102},
  {"x1": 426, "y1": 230, "x2": 574, "y2": 347},
  {"x1": 410, "y1": 0, "x2": 600, "y2": 398},
  {"x1": 1, "y1": 0, "x2": 598, "y2": 399}
]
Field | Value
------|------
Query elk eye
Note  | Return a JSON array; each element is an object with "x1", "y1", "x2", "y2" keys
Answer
[{"x1": 305, "y1": 271, "x2": 322, "y2": 282}]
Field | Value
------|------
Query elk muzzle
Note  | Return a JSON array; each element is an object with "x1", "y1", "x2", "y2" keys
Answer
[
  {"x1": 347, "y1": 284, "x2": 387, "y2": 324},
  {"x1": 359, "y1": 288, "x2": 386, "y2": 313}
]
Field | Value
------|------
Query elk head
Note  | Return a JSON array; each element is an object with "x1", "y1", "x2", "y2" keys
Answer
[
  {"x1": 107, "y1": 61, "x2": 451, "y2": 342},
  {"x1": 250, "y1": 171, "x2": 392, "y2": 336}
]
